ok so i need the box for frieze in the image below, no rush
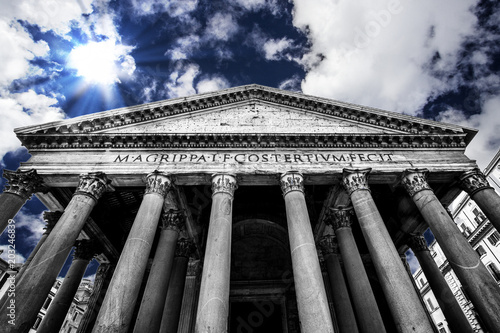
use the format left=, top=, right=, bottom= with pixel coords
left=113, top=152, right=396, bottom=164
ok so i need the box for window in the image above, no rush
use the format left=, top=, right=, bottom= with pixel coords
left=426, top=298, right=436, bottom=311
left=487, top=263, right=500, bottom=282
left=472, top=207, right=486, bottom=224
left=72, top=311, right=79, bottom=321
left=488, top=231, right=500, bottom=246
left=33, top=316, right=42, bottom=329
left=476, top=245, right=487, bottom=257
left=460, top=224, right=472, bottom=237
left=419, top=278, right=425, bottom=287
left=42, top=297, right=52, bottom=310
left=438, top=328, right=447, bottom=333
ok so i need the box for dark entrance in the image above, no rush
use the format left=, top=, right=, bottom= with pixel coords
left=229, top=300, right=283, bottom=333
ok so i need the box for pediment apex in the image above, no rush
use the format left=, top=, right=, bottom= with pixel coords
left=14, top=85, right=476, bottom=142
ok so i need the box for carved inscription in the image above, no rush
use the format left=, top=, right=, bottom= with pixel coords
left=113, top=152, right=396, bottom=164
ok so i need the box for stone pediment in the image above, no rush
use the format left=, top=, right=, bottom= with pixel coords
left=14, top=84, right=476, bottom=150
left=95, top=101, right=402, bottom=135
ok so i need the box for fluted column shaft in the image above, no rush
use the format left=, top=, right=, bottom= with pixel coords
left=37, top=240, right=96, bottom=333
left=319, top=235, right=359, bottom=333
left=92, top=171, right=171, bottom=333
left=325, top=208, right=384, bottom=333
left=0, top=169, right=45, bottom=235
left=459, top=168, right=500, bottom=232
left=408, top=234, right=474, bottom=333
left=133, top=209, right=185, bottom=333
left=160, top=239, right=193, bottom=333
left=402, top=169, right=500, bottom=332
left=280, top=172, right=334, bottom=333
left=343, top=168, right=433, bottom=333
left=0, top=172, right=111, bottom=333
left=195, top=174, right=237, bottom=333
left=16, top=211, right=62, bottom=281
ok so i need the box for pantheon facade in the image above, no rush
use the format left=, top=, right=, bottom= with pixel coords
left=2, top=85, right=500, bottom=333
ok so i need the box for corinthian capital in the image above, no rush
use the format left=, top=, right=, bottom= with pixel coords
left=459, top=168, right=492, bottom=196
left=407, top=234, right=429, bottom=253
left=3, top=169, right=46, bottom=200
left=211, top=174, right=238, bottom=197
left=318, top=235, right=339, bottom=255
left=401, top=169, right=431, bottom=197
left=324, top=206, right=355, bottom=230
left=174, top=238, right=194, bottom=258
left=161, top=209, right=185, bottom=232
left=342, top=168, right=371, bottom=195
left=280, top=172, right=304, bottom=195
left=75, top=172, right=113, bottom=201
left=145, top=171, right=171, bottom=197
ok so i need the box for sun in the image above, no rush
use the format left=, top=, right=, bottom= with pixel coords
left=68, top=40, right=135, bottom=85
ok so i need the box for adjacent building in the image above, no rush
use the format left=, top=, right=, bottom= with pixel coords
left=412, top=148, right=500, bottom=332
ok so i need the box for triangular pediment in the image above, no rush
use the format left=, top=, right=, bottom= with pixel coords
left=93, top=100, right=404, bottom=135
left=14, top=84, right=476, bottom=150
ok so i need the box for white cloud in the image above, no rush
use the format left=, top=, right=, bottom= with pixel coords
left=165, top=63, right=200, bottom=98
left=278, top=75, right=302, bottom=92
left=0, top=0, right=94, bottom=37
left=205, top=12, right=239, bottom=42
left=263, top=37, right=294, bottom=60
left=437, top=95, right=500, bottom=169
left=14, top=209, right=46, bottom=247
left=197, top=76, right=230, bottom=94
left=166, top=35, right=201, bottom=60
left=292, top=0, right=479, bottom=114
left=0, top=90, right=66, bottom=162
left=0, top=20, right=50, bottom=87
left=233, top=0, right=280, bottom=15
left=130, top=0, right=198, bottom=17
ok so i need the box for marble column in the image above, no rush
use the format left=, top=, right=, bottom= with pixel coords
left=325, top=207, right=384, bottom=333
left=280, top=171, right=334, bottom=333
left=195, top=173, right=237, bottom=333
left=92, top=171, right=171, bottom=333
left=318, top=235, right=359, bottom=333
left=160, top=239, right=193, bottom=333
left=0, top=172, right=111, bottom=333
left=133, top=209, right=185, bottom=333
left=459, top=168, right=500, bottom=232
left=407, top=234, right=474, bottom=333
left=16, top=211, right=62, bottom=281
left=343, top=168, right=433, bottom=333
left=37, top=240, right=97, bottom=333
left=0, top=169, right=45, bottom=235
left=402, top=169, right=500, bottom=332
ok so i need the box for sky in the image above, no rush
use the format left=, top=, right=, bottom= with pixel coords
left=0, top=0, right=499, bottom=279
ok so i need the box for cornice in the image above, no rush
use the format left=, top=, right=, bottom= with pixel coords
left=17, top=132, right=468, bottom=150
left=14, top=85, right=473, bottom=141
